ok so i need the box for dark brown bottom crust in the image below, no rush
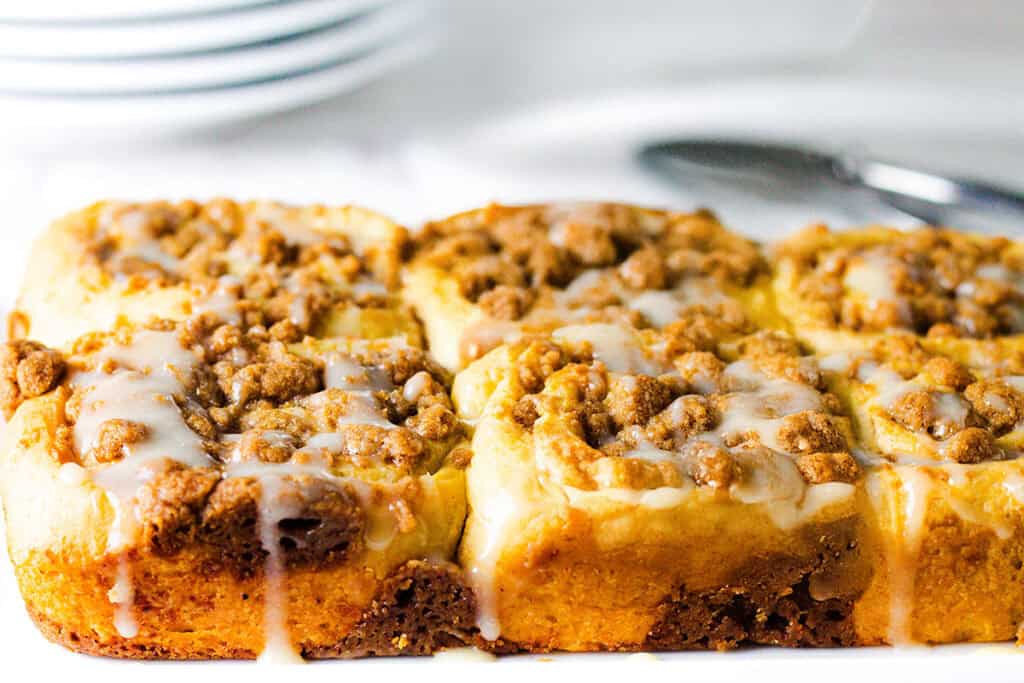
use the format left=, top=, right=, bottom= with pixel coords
left=27, top=560, right=476, bottom=660
left=641, top=523, right=866, bottom=650
left=306, top=560, right=477, bottom=658
left=482, top=521, right=867, bottom=654
left=641, top=560, right=860, bottom=651
left=27, top=531, right=867, bottom=658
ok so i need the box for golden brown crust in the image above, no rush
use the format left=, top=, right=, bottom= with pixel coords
left=12, top=200, right=1024, bottom=660
left=25, top=560, right=474, bottom=660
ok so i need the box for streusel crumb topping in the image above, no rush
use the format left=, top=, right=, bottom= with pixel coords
left=780, top=225, right=1024, bottom=338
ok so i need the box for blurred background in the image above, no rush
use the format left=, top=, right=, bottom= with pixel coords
left=0, top=0, right=1021, bottom=243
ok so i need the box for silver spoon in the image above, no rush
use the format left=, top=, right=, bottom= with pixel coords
left=638, top=139, right=1024, bottom=234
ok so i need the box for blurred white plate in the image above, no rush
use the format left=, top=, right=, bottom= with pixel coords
left=0, top=29, right=435, bottom=134
left=0, top=0, right=285, bottom=23
left=0, top=1, right=424, bottom=94
left=0, top=0, right=391, bottom=59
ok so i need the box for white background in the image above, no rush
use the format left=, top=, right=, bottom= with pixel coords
left=1, top=0, right=1023, bottom=678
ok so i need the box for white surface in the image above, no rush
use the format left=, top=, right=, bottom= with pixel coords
left=0, top=1, right=426, bottom=94
left=403, top=80, right=1024, bottom=235
left=1, top=1, right=1023, bottom=678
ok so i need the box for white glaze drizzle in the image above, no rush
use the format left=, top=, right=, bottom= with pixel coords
left=105, top=206, right=186, bottom=275
left=553, top=323, right=667, bottom=376
left=568, top=358, right=851, bottom=529
left=466, top=483, right=523, bottom=641
left=886, top=466, right=933, bottom=645
left=193, top=275, right=243, bottom=326
left=108, top=558, right=138, bottom=638
left=58, top=461, right=89, bottom=486
left=248, top=469, right=304, bottom=664
left=71, top=329, right=212, bottom=640
left=403, top=371, right=432, bottom=403
left=842, top=249, right=914, bottom=326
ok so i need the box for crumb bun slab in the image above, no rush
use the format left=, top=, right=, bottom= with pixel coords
left=6, top=199, right=1024, bottom=660
left=772, top=224, right=1024, bottom=366
left=2, top=200, right=469, bottom=661
left=456, top=327, right=870, bottom=650
left=404, top=202, right=780, bottom=371
left=14, top=199, right=421, bottom=350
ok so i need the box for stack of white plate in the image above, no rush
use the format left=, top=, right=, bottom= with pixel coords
left=0, top=0, right=435, bottom=134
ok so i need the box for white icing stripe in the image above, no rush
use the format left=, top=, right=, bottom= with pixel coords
left=289, top=294, right=310, bottom=329
left=109, top=558, right=138, bottom=639
left=627, top=291, right=683, bottom=328
left=320, top=353, right=397, bottom=430
left=71, top=330, right=213, bottom=641
left=225, top=454, right=435, bottom=659
left=887, top=467, right=932, bottom=646
left=109, top=207, right=185, bottom=275
left=467, top=484, right=526, bottom=641
left=253, top=474, right=304, bottom=665
left=707, top=359, right=825, bottom=455
left=58, top=462, right=88, bottom=486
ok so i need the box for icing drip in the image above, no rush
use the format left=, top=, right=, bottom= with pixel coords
left=71, top=330, right=212, bottom=640
left=432, top=647, right=497, bottom=662
left=583, top=358, right=853, bottom=527
left=320, top=352, right=396, bottom=430
left=403, top=371, right=432, bottom=403
left=543, top=202, right=607, bottom=248
left=108, top=557, right=138, bottom=638
left=713, top=360, right=826, bottom=454
left=626, top=291, right=683, bottom=328
left=842, top=250, right=914, bottom=326
left=553, top=324, right=667, bottom=376
left=626, top=279, right=726, bottom=328
left=193, top=275, right=243, bottom=326
left=886, top=467, right=933, bottom=645
left=108, top=207, right=185, bottom=275
left=58, top=462, right=88, bottom=486
left=252, top=472, right=304, bottom=664
left=289, top=294, right=310, bottom=329
left=225, top=454, right=423, bottom=659
left=466, top=483, right=525, bottom=641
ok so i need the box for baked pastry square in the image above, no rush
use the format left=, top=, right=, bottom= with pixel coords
left=823, top=334, right=1024, bottom=463
left=814, top=333, right=1024, bottom=643
left=404, top=202, right=778, bottom=371
left=456, top=323, right=1024, bottom=650
left=0, top=321, right=471, bottom=659
left=772, top=224, right=1024, bottom=367
left=456, top=323, right=873, bottom=651
left=0, top=200, right=473, bottom=660
left=13, top=199, right=420, bottom=349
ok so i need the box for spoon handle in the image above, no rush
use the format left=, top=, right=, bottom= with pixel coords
left=835, top=153, right=1024, bottom=231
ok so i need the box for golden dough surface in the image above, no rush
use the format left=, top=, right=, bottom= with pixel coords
left=7, top=200, right=1024, bottom=659
left=404, top=202, right=779, bottom=371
